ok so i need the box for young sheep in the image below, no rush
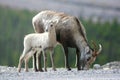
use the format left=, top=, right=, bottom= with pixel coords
left=17, top=20, right=59, bottom=72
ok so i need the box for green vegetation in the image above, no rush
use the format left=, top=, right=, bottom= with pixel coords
left=0, top=6, right=120, bottom=68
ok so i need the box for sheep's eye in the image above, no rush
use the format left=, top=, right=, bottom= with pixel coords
left=87, top=57, right=91, bottom=61
left=50, top=24, right=53, bottom=27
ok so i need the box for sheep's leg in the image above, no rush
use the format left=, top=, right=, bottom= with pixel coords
left=18, top=54, right=24, bottom=72
left=50, top=50, right=56, bottom=71
left=39, top=52, right=44, bottom=71
left=24, top=58, right=29, bottom=72
left=60, top=29, right=71, bottom=70
left=24, top=50, right=34, bottom=72
left=43, top=51, right=47, bottom=71
left=76, top=50, right=80, bottom=70
left=36, top=51, right=43, bottom=72
left=19, top=47, right=33, bottom=72
left=36, top=52, right=39, bottom=71
left=64, top=47, right=71, bottom=71
left=33, top=52, right=38, bottom=72
left=18, top=48, right=29, bottom=72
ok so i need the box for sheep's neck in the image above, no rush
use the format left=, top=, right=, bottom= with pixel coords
left=48, top=29, right=57, bottom=47
left=74, top=32, right=88, bottom=53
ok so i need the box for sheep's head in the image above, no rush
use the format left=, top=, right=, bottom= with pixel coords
left=80, top=41, right=102, bottom=70
left=43, top=19, right=58, bottom=32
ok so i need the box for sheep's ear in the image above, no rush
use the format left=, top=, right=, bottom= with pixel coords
left=85, top=46, right=89, bottom=53
left=42, top=19, right=45, bottom=23
left=52, top=19, right=59, bottom=24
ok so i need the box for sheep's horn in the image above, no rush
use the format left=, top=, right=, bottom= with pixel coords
left=91, top=40, right=97, bottom=51
left=91, top=40, right=102, bottom=56
left=96, top=44, right=102, bottom=55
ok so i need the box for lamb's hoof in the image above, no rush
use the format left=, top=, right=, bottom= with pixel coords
left=34, top=69, right=39, bottom=72
left=53, top=68, right=56, bottom=71
left=17, top=68, right=21, bottom=72
left=25, top=69, right=29, bottom=72
left=67, top=68, right=71, bottom=71
left=67, top=67, right=71, bottom=71
left=44, top=69, right=47, bottom=72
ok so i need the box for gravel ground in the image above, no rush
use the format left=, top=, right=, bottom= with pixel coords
left=0, top=61, right=120, bottom=80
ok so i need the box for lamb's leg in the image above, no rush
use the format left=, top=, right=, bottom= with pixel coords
left=18, top=48, right=28, bottom=72
left=18, top=54, right=24, bottom=72
left=24, top=58, right=29, bottom=72
left=33, top=53, right=38, bottom=72
left=43, top=51, right=47, bottom=71
left=24, top=50, right=35, bottom=72
left=36, top=51, right=43, bottom=72
left=50, top=50, right=56, bottom=71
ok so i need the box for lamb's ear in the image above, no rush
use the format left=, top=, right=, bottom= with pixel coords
left=85, top=46, right=89, bottom=53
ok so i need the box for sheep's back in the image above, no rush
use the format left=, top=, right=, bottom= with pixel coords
left=24, top=33, right=49, bottom=48
left=32, top=10, right=79, bottom=34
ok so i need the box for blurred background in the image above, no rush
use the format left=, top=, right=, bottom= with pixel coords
left=0, top=0, right=120, bottom=68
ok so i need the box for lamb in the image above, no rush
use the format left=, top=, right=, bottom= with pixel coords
left=32, top=10, right=102, bottom=70
left=17, top=20, right=60, bottom=72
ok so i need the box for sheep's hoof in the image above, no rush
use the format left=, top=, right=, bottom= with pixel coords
left=25, top=69, right=29, bottom=72
left=39, top=69, right=44, bottom=72
left=67, top=68, right=71, bottom=71
left=17, top=68, right=21, bottom=72
left=77, top=67, right=81, bottom=71
left=44, top=69, right=47, bottom=72
left=34, top=69, right=37, bottom=72
left=34, top=69, right=39, bottom=72
left=53, top=68, right=56, bottom=71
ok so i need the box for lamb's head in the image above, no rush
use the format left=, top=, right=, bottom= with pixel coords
left=43, top=20, right=58, bottom=32
left=81, top=41, right=102, bottom=70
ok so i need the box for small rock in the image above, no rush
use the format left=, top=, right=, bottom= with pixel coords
left=93, top=64, right=101, bottom=69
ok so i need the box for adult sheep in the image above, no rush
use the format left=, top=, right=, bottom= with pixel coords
left=32, top=10, right=102, bottom=70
